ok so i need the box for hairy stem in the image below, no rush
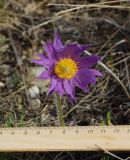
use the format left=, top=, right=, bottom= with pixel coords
left=56, top=94, right=65, bottom=126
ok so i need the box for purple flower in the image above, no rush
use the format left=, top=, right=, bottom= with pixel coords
left=32, top=31, right=102, bottom=102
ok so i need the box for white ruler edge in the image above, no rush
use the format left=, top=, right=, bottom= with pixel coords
left=0, top=125, right=130, bottom=151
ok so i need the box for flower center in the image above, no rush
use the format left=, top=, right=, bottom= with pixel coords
left=54, top=58, right=78, bottom=79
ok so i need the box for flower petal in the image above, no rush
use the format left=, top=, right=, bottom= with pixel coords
left=89, top=69, right=103, bottom=77
left=73, top=76, right=90, bottom=93
left=38, top=70, right=51, bottom=80
left=31, top=53, right=48, bottom=65
left=62, top=43, right=90, bottom=59
left=63, top=79, right=75, bottom=100
left=43, top=42, right=58, bottom=60
left=53, top=31, right=64, bottom=50
left=31, top=59, right=45, bottom=65
left=76, top=68, right=101, bottom=86
left=78, top=55, right=101, bottom=68
left=54, top=81, right=65, bottom=96
left=47, top=78, right=57, bottom=95
left=31, top=57, right=55, bottom=69
left=37, top=53, right=48, bottom=59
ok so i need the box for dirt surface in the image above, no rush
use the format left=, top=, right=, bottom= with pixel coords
left=0, top=0, right=130, bottom=159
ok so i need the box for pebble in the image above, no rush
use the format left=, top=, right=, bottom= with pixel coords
left=27, top=67, right=49, bottom=93
left=28, top=85, right=40, bottom=98
left=0, top=81, right=5, bottom=88
left=6, top=76, right=15, bottom=89
left=37, top=80, right=49, bottom=93
left=0, top=64, right=10, bottom=76
left=30, top=99, right=41, bottom=111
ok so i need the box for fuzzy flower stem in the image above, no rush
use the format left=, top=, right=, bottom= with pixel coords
left=56, top=93, right=65, bottom=126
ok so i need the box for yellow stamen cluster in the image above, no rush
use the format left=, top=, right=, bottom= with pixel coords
left=54, top=58, right=78, bottom=79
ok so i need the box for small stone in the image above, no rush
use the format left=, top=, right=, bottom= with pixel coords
left=0, top=81, right=5, bottom=88
left=0, top=65, right=10, bottom=76
left=27, top=67, right=49, bottom=93
left=30, top=99, right=41, bottom=111
left=28, top=85, right=40, bottom=98
left=6, top=76, right=15, bottom=89
left=30, top=66, right=45, bottom=77
left=49, top=105, right=55, bottom=111
left=38, top=80, right=49, bottom=93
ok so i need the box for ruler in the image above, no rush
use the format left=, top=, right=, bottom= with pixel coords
left=0, top=125, right=130, bottom=151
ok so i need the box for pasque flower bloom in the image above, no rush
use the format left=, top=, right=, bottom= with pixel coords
left=32, top=31, right=102, bottom=102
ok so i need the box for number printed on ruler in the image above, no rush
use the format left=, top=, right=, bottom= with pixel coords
left=0, top=125, right=130, bottom=135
